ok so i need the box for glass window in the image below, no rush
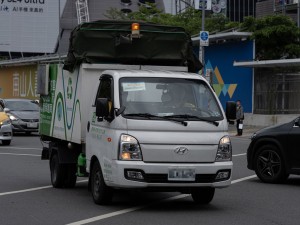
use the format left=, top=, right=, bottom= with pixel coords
left=120, top=0, right=132, bottom=6
left=121, top=8, right=132, bottom=14
left=119, top=77, right=223, bottom=120
left=95, top=78, right=112, bottom=104
left=5, top=100, right=39, bottom=111
left=95, top=77, right=114, bottom=116
left=254, top=69, right=300, bottom=114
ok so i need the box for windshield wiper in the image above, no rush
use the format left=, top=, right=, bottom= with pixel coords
left=124, top=113, right=188, bottom=126
left=166, top=114, right=219, bottom=126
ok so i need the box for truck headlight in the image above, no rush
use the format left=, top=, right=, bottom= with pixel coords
left=0, top=119, right=11, bottom=126
left=119, top=134, right=143, bottom=161
left=215, top=136, right=232, bottom=162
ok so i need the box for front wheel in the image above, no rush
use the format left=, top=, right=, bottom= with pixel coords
left=254, top=145, right=288, bottom=183
left=91, top=161, right=113, bottom=205
left=191, top=187, right=215, bottom=204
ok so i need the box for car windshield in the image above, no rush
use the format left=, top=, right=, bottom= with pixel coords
left=5, top=100, right=39, bottom=111
left=119, top=77, right=223, bottom=121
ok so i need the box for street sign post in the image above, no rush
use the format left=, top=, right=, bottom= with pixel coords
left=200, top=31, right=209, bottom=47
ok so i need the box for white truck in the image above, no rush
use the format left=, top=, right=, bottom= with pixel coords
left=39, top=20, right=235, bottom=205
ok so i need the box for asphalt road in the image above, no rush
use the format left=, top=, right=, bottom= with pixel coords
left=0, top=134, right=299, bottom=225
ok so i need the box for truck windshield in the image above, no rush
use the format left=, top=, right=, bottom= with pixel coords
left=119, top=77, right=223, bottom=121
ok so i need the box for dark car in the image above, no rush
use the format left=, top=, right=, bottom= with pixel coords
left=0, top=99, right=39, bottom=134
left=247, top=117, right=300, bottom=183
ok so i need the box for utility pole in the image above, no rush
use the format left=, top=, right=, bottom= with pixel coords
left=201, top=0, right=205, bottom=73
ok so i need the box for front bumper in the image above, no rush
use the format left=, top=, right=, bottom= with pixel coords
left=104, top=160, right=233, bottom=189
left=0, top=124, right=13, bottom=140
left=11, top=120, right=39, bottom=133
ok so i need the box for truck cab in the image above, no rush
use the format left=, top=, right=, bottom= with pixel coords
left=86, top=70, right=232, bottom=204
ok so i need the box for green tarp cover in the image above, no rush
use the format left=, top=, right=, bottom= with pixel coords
left=63, top=20, right=202, bottom=72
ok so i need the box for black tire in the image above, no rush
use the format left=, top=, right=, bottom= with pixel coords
left=254, top=145, right=288, bottom=183
left=50, top=154, right=65, bottom=188
left=64, top=164, right=77, bottom=188
left=91, top=160, right=113, bottom=205
left=2, top=140, right=11, bottom=145
left=191, top=187, right=215, bottom=204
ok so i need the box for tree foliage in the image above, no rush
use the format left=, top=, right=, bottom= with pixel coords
left=105, top=6, right=300, bottom=60
left=242, top=15, right=300, bottom=60
left=105, top=5, right=237, bottom=36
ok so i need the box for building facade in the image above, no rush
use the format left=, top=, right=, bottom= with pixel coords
left=256, top=0, right=300, bottom=26
left=0, top=0, right=165, bottom=58
left=51, top=0, right=165, bottom=54
left=227, top=0, right=258, bottom=22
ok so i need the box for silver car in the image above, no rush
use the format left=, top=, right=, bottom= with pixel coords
left=0, top=105, right=13, bottom=145
left=1, top=99, right=39, bottom=135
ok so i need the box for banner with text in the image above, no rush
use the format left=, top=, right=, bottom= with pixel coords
left=0, top=0, right=66, bottom=53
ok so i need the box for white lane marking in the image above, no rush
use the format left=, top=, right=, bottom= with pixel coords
left=66, top=194, right=190, bottom=225
left=0, top=185, right=53, bottom=196
left=66, top=175, right=257, bottom=225
left=0, top=180, right=88, bottom=197
left=231, top=175, right=257, bottom=184
left=0, top=147, right=42, bottom=151
left=233, top=153, right=246, bottom=157
left=0, top=153, right=40, bottom=157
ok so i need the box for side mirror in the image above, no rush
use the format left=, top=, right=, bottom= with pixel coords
left=226, top=101, right=236, bottom=121
left=96, top=98, right=110, bottom=120
left=4, top=108, right=10, bottom=113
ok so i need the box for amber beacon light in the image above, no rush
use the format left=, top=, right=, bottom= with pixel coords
left=131, top=23, right=140, bottom=38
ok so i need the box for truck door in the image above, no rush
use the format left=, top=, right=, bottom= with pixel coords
left=86, top=75, right=115, bottom=179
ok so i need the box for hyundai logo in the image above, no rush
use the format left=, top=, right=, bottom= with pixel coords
left=174, top=147, right=189, bottom=155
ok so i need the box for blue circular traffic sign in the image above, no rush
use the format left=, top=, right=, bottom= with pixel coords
left=200, top=31, right=209, bottom=41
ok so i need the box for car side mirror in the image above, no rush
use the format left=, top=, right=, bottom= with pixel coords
left=96, top=98, right=110, bottom=121
left=226, top=101, right=236, bottom=121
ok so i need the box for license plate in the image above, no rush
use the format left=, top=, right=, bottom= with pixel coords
left=168, top=168, right=196, bottom=181
left=27, top=122, right=38, bottom=128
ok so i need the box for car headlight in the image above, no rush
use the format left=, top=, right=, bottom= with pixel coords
left=8, top=114, right=19, bottom=121
left=119, top=134, right=143, bottom=161
left=215, top=136, right=232, bottom=162
left=0, top=119, right=11, bottom=126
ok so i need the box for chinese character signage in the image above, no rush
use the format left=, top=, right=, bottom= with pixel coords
left=0, top=0, right=66, bottom=53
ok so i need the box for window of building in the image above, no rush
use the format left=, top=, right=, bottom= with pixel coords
left=254, top=69, right=300, bottom=114
left=120, top=8, right=132, bottom=14
left=120, top=0, right=132, bottom=6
